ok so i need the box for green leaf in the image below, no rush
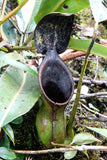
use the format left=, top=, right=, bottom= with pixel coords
left=64, top=150, right=77, bottom=159
left=0, top=147, right=16, bottom=159
left=3, top=124, right=14, bottom=144
left=82, top=151, right=89, bottom=159
left=0, top=66, right=41, bottom=127
left=11, top=116, right=23, bottom=125
left=0, top=0, right=2, bottom=8
left=34, top=0, right=89, bottom=24
left=89, top=0, right=107, bottom=22
left=87, top=127, right=107, bottom=138
left=0, top=52, right=37, bottom=76
left=0, top=133, right=10, bottom=148
left=72, top=132, right=101, bottom=145
left=68, top=37, right=107, bottom=59
left=18, top=0, right=22, bottom=4
left=57, top=0, right=89, bottom=14
left=16, top=0, right=40, bottom=33
left=1, top=20, right=17, bottom=45
left=88, top=103, right=99, bottom=112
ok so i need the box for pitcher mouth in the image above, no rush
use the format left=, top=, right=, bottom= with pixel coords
left=39, top=59, right=74, bottom=107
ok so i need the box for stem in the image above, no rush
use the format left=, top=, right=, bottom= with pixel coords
left=9, top=46, right=36, bottom=51
left=22, top=32, right=34, bottom=46
left=80, top=102, right=107, bottom=119
left=1, top=0, right=7, bottom=17
left=66, top=22, right=98, bottom=140
left=11, top=145, right=107, bottom=155
left=0, top=0, right=29, bottom=25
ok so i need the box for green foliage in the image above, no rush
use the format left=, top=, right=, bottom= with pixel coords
left=87, top=127, right=107, bottom=138
left=0, top=66, right=40, bottom=127
left=3, top=124, right=14, bottom=145
left=1, top=20, right=17, bottom=45
left=64, top=150, right=77, bottom=160
left=34, top=0, right=89, bottom=23
left=69, top=37, right=107, bottom=59
left=0, top=147, right=16, bottom=159
left=11, top=116, right=23, bottom=125
left=0, top=133, right=10, bottom=148
left=72, top=132, right=101, bottom=145
left=0, top=52, right=38, bottom=76
left=0, top=0, right=107, bottom=159
left=16, top=0, right=40, bottom=33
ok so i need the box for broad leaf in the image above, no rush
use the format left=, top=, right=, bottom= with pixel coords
left=0, top=147, right=16, bottom=159
left=0, top=0, right=2, bottom=8
left=72, top=132, right=100, bottom=145
left=3, top=124, right=14, bottom=144
left=68, top=37, right=107, bottom=59
left=57, top=0, right=89, bottom=14
left=0, top=51, right=37, bottom=76
left=0, top=66, right=41, bottom=127
left=87, top=127, right=107, bottom=138
left=64, top=150, right=77, bottom=159
left=1, top=20, right=17, bottom=45
left=34, top=0, right=89, bottom=23
left=0, top=133, right=10, bottom=148
left=89, top=0, right=107, bottom=22
left=16, top=0, right=41, bottom=33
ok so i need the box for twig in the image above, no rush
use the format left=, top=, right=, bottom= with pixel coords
left=1, top=0, right=7, bottom=17
left=71, top=92, right=107, bottom=102
left=4, top=45, right=36, bottom=52
left=94, top=56, right=99, bottom=80
left=80, top=102, right=107, bottom=119
left=0, top=0, right=29, bottom=25
left=61, top=50, right=86, bottom=61
left=80, top=92, right=107, bottom=98
left=78, top=116, right=107, bottom=122
left=73, top=77, right=107, bottom=87
left=11, top=145, right=107, bottom=155
left=22, top=32, right=34, bottom=46
left=8, top=16, right=22, bottom=35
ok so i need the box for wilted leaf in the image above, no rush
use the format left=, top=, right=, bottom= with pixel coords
left=64, top=150, right=77, bottom=159
left=3, top=124, right=14, bottom=144
left=87, top=127, right=107, bottom=138
left=0, top=66, right=41, bottom=127
left=89, top=0, right=107, bottom=22
left=0, top=147, right=16, bottom=159
left=34, top=0, right=89, bottom=23
left=72, top=132, right=100, bottom=145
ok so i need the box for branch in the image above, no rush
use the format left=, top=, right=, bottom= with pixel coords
left=71, top=92, right=107, bottom=102
left=78, top=116, right=107, bottom=122
left=11, top=145, right=107, bottom=155
left=73, top=77, right=107, bottom=87
left=80, top=102, right=107, bottom=119
left=61, top=50, right=86, bottom=61
left=0, top=0, right=29, bottom=25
